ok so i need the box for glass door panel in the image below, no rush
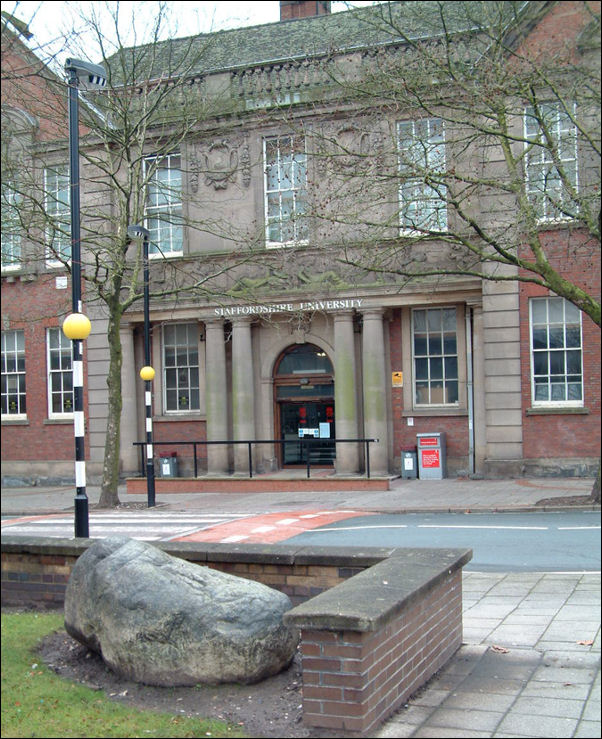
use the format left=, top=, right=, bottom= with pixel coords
left=280, top=401, right=335, bottom=465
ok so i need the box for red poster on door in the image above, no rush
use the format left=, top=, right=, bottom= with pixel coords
left=421, top=449, right=440, bottom=468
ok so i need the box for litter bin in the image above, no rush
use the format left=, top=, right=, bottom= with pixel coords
left=159, top=452, right=178, bottom=478
left=417, top=433, right=446, bottom=479
left=401, top=446, right=417, bottom=479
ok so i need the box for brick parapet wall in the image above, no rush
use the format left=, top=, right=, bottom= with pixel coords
left=284, top=549, right=470, bottom=733
left=298, top=572, right=462, bottom=733
left=1, top=538, right=394, bottom=609
left=2, top=538, right=471, bottom=736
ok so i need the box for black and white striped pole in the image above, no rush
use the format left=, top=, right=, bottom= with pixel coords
left=62, top=58, right=106, bottom=538
left=127, top=224, right=156, bottom=507
left=62, top=312, right=91, bottom=537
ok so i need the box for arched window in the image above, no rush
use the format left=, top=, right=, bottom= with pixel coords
left=275, top=344, right=333, bottom=376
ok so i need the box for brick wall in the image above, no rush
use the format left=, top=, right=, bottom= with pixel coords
left=279, top=1, right=331, bottom=21
left=519, top=228, right=601, bottom=463
left=0, top=540, right=373, bottom=609
left=389, top=309, right=469, bottom=473
left=152, top=419, right=208, bottom=475
left=299, top=570, right=462, bottom=733
left=1, top=275, right=86, bottom=464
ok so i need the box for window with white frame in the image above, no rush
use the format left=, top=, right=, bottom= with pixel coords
left=144, top=154, right=183, bottom=256
left=47, top=327, right=74, bottom=416
left=412, top=307, right=458, bottom=405
left=1, top=330, right=26, bottom=417
left=44, top=165, right=71, bottom=266
left=264, top=135, right=308, bottom=246
left=1, top=180, right=22, bottom=271
left=163, top=323, right=200, bottom=412
left=525, top=102, right=578, bottom=222
left=398, top=118, right=447, bottom=233
left=530, top=297, right=582, bottom=405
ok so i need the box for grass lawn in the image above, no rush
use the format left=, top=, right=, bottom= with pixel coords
left=1, top=611, right=247, bottom=738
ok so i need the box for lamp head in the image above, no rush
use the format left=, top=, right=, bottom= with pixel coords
left=140, top=366, right=155, bottom=381
left=127, top=224, right=150, bottom=240
left=65, top=58, right=107, bottom=89
left=62, top=312, right=92, bottom=340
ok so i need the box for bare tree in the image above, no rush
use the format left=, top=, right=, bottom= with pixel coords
left=2, top=3, right=259, bottom=506
left=301, top=1, right=600, bottom=325
left=298, top=1, right=600, bottom=498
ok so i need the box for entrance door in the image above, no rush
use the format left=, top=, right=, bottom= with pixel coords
left=280, top=401, right=336, bottom=465
left=274, top=344, right=336, bottom=467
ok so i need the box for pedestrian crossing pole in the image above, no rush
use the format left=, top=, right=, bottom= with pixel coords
left=63, top=312, right=91, bottom=537
left=62, top=59, right=106, bottom=538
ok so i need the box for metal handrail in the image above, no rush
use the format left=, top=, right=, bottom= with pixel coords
left=133, top=437, right=379, bottom=479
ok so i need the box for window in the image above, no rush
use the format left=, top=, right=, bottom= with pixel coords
left=44, top=165, right=71, bottom=266
left=530, top=297, right=582, bottom=405
left=1, top=180, right=22, bottom=271
left=1, top=330, right=26, bottom=417
left=144, top=154, right=183, bottom=256
left=412, top=307, right=458, bottom=405
left=47, top=328, right=74, bottom=416
left=276, top=344, right=333, bottom=376
left=163, top=323, right=199, bottom=412
left=264, top=135, right=308, bottom=246
left=525, top=102, right=578, bottom=222
left=398, top=118, right=447, bottom=233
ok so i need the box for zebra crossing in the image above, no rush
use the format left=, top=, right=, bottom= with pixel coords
left=0, top=511, right=251, bottom=541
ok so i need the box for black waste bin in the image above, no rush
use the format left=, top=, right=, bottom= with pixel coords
left=159, top=452, right=178, bottom=478
left=401, top=446, right=418, bottom=479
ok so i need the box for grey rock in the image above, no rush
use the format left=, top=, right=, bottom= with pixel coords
left=64, top=536, right=298, bottom=686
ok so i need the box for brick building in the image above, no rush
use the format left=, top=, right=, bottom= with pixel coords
left=2, top=1, right=600, bottom=488
left=1, top=17, right=88, bottom=482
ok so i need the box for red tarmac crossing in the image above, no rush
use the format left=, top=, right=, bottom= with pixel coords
left=171, top=509, right=373, bottom=544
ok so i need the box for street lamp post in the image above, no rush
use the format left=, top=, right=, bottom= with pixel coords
left=127, top=224, right=156, bottom=508
left=62, top=58, right=106, bottom=538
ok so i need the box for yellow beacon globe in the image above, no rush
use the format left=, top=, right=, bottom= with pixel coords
left=62, top=313, right=92, bottom=340
left=140, top=366, right=155, bottom=381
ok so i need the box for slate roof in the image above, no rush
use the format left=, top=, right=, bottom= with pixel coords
left=108, top=1, right=530, bottom=84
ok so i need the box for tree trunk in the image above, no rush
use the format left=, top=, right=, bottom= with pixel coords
left=97, top=311, right=124, bottom=508
left=591, top=458, right=601, bottom=504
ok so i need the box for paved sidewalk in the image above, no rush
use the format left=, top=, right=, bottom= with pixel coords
left=377, top=571, right=601, bottom=739
left=2, top=476, right=600, bottom=738
left=1, top=474, right=599, bottom=516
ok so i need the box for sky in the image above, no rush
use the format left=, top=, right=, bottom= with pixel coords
left=1, top=1, right=378, bottom=69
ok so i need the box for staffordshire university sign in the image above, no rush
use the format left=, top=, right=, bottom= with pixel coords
left=214, top=298, right=364, bottom=317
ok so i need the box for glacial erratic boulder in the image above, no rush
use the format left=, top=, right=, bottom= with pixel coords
left=64, top=536, right=299, bottom=686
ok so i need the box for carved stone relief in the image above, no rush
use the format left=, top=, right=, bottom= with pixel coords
left=189, top=138, right=252, bottom=191
left=202, top=141, right=238, bottom=190
left=240, top=135, right=251, bottom=188
left=332, top=125, right=372, bottom=172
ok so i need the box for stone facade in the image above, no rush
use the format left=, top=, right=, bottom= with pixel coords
left=2, top=2, right=600, bottom=486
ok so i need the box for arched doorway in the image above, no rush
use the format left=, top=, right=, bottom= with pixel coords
left=274, top=344, right=335, bottom=466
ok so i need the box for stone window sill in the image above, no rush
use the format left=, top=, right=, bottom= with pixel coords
left=526, top=406, right=589, bottom=416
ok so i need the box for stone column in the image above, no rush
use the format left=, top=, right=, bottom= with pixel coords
left=361, top=309, right=389, bottom=475
left=205, top=318, right=229, bottom=474
left=232, top=317, right=255, bottom=474
left=334, top=312, right=359, bottom=473
left=471, top=304, right=486, bottom=475
left=119, top=323, right=140, bottom=475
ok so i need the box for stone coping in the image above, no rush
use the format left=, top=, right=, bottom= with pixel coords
left=284, top=547, right=472, bottom=632
left=0, top=535, right=398, bottom=567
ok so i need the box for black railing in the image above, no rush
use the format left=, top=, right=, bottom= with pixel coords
left=133, top=437, right=379, bottom=479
